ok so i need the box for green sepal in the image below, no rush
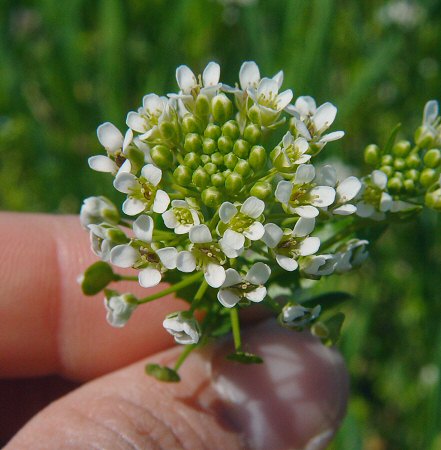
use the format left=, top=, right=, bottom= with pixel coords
left=81, top=261, right=117, bottom=296
left=226, top=351, right=263, bottom=364
left=145, top=363, right=181, bottom=382
left=313, top=312, right=345, bottom=346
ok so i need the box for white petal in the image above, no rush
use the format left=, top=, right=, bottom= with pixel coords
left=174, top=223, right=193, bottom=234
left=189, top=224, right=212, bottom=244
left=141, top=164, right=162, bottom=186
left=157, top=247, right=178, bottom=269
left=223, top=229, right=245, bottom=250
left=126, top=111, right=147, bottom=133
left=276, top=254, right=298, bottom=271
left=272, top=70, right=284, bottom=89
left=243, top=221, right=265, bottom=240
left=379, top=192, right=393, bottom=212
left=222, top=268, right=242, bottom=288
left=282, top=131, right=294, bottom=147
left=372, top=170, right=387, bottom=190
left=257, top=77, right=278, bottom=99
left=205, top=263, right=226, bottom=288
left=309, top=186, right=336, bottom=207
left=245, top=262, right=271, bottom=285
left=203, top=62, right=220, bottom=87
left=241, top=196, right=265, bottom=219
left=294, top=118, right=312, bottom=140
left=122, top=197, right=145, bottom=216
left=294, top=164, right=315, bottom=184
left=276, top=89, right=293, bottom=110
left=133, top=214, right=154, bottom=242
left=239, top=61, right=260, bottom=90
left=424, top=100, right=439, bottom=125
left=316, top=165, right=336, bottom=187
left=275, top=180, right=293, bottom=204
left=171, top=199, right=188, bottom=208
left=356, top=202, right=375, bottom=218
left=262, top=223, right=283, bottom=248
left=337, top=176, right=362, bottom=202
left=138, top=268, right=161, bottom=288
left=142, top=94, right=163, bottom=113
left=176, top=251, right=196, bottom=272
left=88, top=155, right=118, bottom=173
left=97, top=122, right=123, bottom=153
left=118, top=159, right=132, bottom=173
left=176, top=65, right=197, bottom=93
left=245, top=286, right=267, bottom=303
left=152, top=190, right=170, bottom=214
left=319, top=131, right=345, bottom=143
left=293, top=217, right=315, bottom=237
left=294, top=205, right=319, bottom=218
left=110, top=245, right=138, bottom=268
left=297, top=96, right=316, bottom=115
left=312, top=102, right=337, bottom=132
left=162, top=210, right=178, bottom=229
left=219, top=202, right=237, bottom=223
left=122, top=129, right=133, bottom=153
left=113, top=172, right=137, bottom=194
left=217, top=289, right=240, bottom=308
left=298, top=237, right=320, bottom=256
left=333, top=204, right=357, bottom=215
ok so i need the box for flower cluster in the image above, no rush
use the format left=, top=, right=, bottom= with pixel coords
left=80, top=61, right=440, bottom=380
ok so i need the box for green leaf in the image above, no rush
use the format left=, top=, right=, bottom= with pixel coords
left=145, top=364, right=181, bottom=382
left=81, top=261, right=116, bottom=296
left=226, top=352, right=264, bottom=364
left=316, top=312, right=346, bottom=346
left=301, top=291, right=353, bottom=312
left=383, top=123, right=402, bottom=156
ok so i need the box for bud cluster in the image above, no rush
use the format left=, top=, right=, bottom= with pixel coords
left=80, top=61, right=440, bottom=380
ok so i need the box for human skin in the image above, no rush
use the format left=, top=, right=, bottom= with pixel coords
left=0, top=213, right=349, bottom=449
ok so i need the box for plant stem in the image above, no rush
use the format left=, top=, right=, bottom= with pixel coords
left=138, top=272, right=203, bottom=304
left=190, top=279, right=209, bottom=313
left=113, top=274, right=139, bottom=282
left=173, top=344, right=196, bottom=371
left=230, top=308, right=242, bottom=351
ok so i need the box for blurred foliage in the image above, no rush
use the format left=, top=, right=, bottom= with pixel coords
left=1, top=0, right=440, bottom=448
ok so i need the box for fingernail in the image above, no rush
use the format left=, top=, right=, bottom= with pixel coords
left=210, top=319, right=348, bottom=450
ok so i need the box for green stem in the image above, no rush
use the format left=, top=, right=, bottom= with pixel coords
left=208, top=210, right=220, bottom=232
left=119, top=218, right=133, bottom=228
left=229, top=308, right=242, bottom=351
left=138, top=272, right=204, bottom=304
left=190, top=280, right=209, bottom=313
left=113, top=274, right=138, bottom=282
left=171, top=184, right=199, bottom=196
left=173, top=344, right=197, bottom=371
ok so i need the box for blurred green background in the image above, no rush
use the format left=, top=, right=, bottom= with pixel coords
left=1, top=0, right=441, bottom=448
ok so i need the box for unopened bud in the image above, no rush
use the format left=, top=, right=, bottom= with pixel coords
left=405, top=169, right=419, bottom=181
left=405, top=153, right=421, bottom=169
left=195, top=94, right=210, bottom=117
left=212, top=94, right=233, bottom=123
left=217, top=135, right=233, bottom=154
left=222, top=120, right=240, bottom=140
left=364, top=144, right=380, bottom=166
left=211, top=152, right=224, bottom=166
left=415, top=125, right=436, bottom=148
left=234, top=159, right=251, bottom=177
left=184, top=133, right=203, bottom=154
left=159, top=121, right=176, bottom=140
left=381, top=154, right=393, bottom=165
left=403, top=179, right=415, bottom=193
left=204, top=124, right=222, bottom=140
left=247, top=104, right=261, bottom=124
left=233, top=139, right=250, bottom=158
left=184, top=152, right=201, bottom=169
left=224, top=152, right=238, bottom=169
left=379, top=165, right=394, bottom=177
left=425, top=187, right=441, bottom=210
left=424, top=148, right=441, bottom=168
left=392, top=140, right=411, bottom=157
left=203, top=137, right=217, bottom=155
left=201, top=187, right=223, bottom=207
left=173, top=165, right=192, bottom=186
left=192, top=167, right=210, bottom=189
left=182, top=114, right=203, bottom=134
left=151, top=145, right=173, bottom=169
left=249, top=145, right=267, bottom=171
left=393, top=158, right=406, bottom=171
left=387, top=177, right=403, bottom=193
left=244, top=124, right=262, bottom=145
left=420, top=168, right=437, bottom=188
left=204, top=162, right=217, bottom=175
left=211, top=172, right=225, bottom=187
left=250, top=181, right=272, bottom=199
left=225, top=172, right=244, bottom=194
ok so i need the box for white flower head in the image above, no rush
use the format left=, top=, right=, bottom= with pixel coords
left=162, top=199, right=200, bottom=234
left=88, top=223, right=128, bottom=262
left=113, top=164, right=170, bottom=216
left=272, top=132, right=311, bottom=170
left=334, top=239, right=369, bottom=274
left=416, top=100, right=441, bottom=146
left=356, top=170, right=393, bottom=220
left=163, top=311, right=200, bottom=345
left=217, top=262, right=271, bottom=308
left=80, top=196, right=120, bottom=228
left=104, top=293, right=138, bottom=327
left=281, top=303, right=321, bottom=328
left=301, top=254, right=338, bottom=278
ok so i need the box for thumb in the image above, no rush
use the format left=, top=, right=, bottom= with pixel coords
left=6, top=319, right=348, bottom=450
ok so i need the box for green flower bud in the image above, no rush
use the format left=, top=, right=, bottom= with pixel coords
left=425, top=187, right=441, bottom=210
left=244, top=124, right=262, bottom=145
left=151, top=145, right=173, bottom=169
left=250, top=181, right=272, bottom=199
left=393, top=158, right=406, bottom=171
left=204, top=162, right=217, bottom=175
left=223, top=169, right=232, bottom=178
left=203, top=137, right=217, bottom=155
left=403, top=179, right=415, bottom=193
left=222, top=120, right=240, bottom=140
left=392, top=140, right=411, bottom=157
left=224, top=152, right=238, bottom=170
left=211, top=172, right=225, bottom=187
left=415, top=125, right=436, bottom=148
left=405, top=169, right=419, bottom=181
left=184, top=133, right=203, bottom=154
left=233, top=139, right=251, bottom=159
left=184, top=152, right=201, bottom=169
left=182, top=114, right=203, bottom=134
left=406, top=153, right=422, bottom=169
left=212, top=94, right=233, bottom=124
left=80, top=261, right=116, bottom=296
left=394, top=171, right=404, bottom=180
left=173, top=165, right=192, bottom=186
left=195, top=94, right=210, bottom=117
left=217, top=135, right=233, bottom=154
left=225, top=172, right=244, bottom=194
left=420, top=168, right=437, bottom=188
left=248, top=104, right=261, bottom=125
left=234, top=159, right=251, bottom=177
left=159, top=121, right=176, bottom=140
left=211, top=152, right=224, bottom=166
left=424, top=148, right=441, bottom=168
left=387, top=177, right=403, bottom=193
left=201, top=187, right=223, bottom=207
left=192, top=167, right=209, bottom=189
left=249, top=145, right=267, bottom=171
left=200, top=154, right=210, bottom=164
left=364, top=144, right=380, bottom=166
left=204, top=124, right=222, bottom=140
left=381, top=155, right=393, bottom=166
left=124, top=146, right=145, bottom=172
left=380, top=165, right=394, bottom=177
left=107, top=228, right=129, bottom=244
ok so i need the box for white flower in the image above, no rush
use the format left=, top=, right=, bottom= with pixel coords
left=88, top=223, right=128, bottom=262
left=281, top=303, right=321, bottom=328
left=80, top=196, right=120, bottom=228
left=262, top=217, right=320, bottom=271
left=416, top=100, right=440, bottom=146
left=176, top=225, right=226, bottom=288
left=217, top=262, right=271, bottom=308
left=333, top=239, right=369, bottom=274
left=286, top=97, right=344, bottom=149
left=110, top=215, right=177, bottom=288
left=272, top=132, right=311, bottom=170
left=163, top=311, right=200, bottom=345
left=104, top=293, right=138, bottom=327
left=301, top=254, right=337, bottom=277
left=113, top=164, right=170, bottom=216
left=275, top=164, right=336, bottom=218
left=218, top=197, right=265, bottom=257
left=356, top=170, right=393, bottom=220
left=162, top=200, right=200, bottom=234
